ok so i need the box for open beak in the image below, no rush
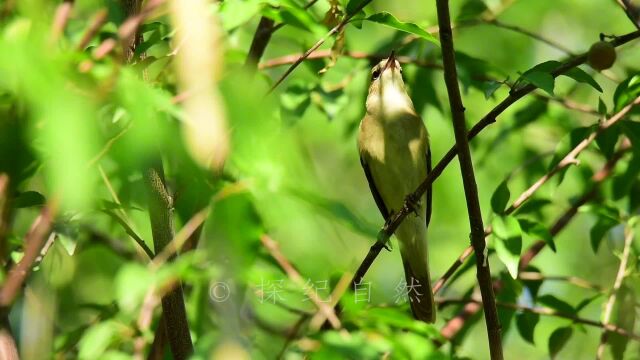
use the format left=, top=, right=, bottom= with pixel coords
left=384, top=50, right=397, bottom=71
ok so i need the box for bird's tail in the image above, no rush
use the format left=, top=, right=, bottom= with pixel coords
left=397, top=219, right=435, bottom=323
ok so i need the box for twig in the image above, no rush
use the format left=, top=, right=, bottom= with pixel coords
left=507, top=96, right=640, bottom=213
left=259, top=235, right=341, bottom=329
left=0, top=205, right=54, bottom=307
left=616, top=0, right=640, bottom=29
left=260, top=49, right=442, bottom=70
left=245, top=0, right=319, bottom=69
left=76, top=8, right=109, bottom=51
left=267, top=0, right=373, bottom=93
left=436, top=1, right=503, bottom=358
left=595, top=227, right=635, bottom=358
left=437, top=143, right=630, bottom=344
left=51, top=0, right=74, bottom=43
left=0, top=175, right=17, bottom=360
left=438, top=298, right=640, bottom=341
left=518, top=272, right=604, bottom=292
left=348, top=29, right=640, bottom=297
left=484, top=19, right=575, bottom=55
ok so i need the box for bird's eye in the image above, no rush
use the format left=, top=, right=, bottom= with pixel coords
left=399, top=67, right=403, bottom=74
left=371, top=69, right=381, bottom=81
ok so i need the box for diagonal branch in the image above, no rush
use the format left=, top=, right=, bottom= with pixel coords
left=348, top=29, right=640, bottom=300
left=595, top=226, right=635, bottom=358
left=438, top=298, right=640, bottom=341
left=437, top=142, right=630, bottom=345
left=615, top=0, right=640, bottom=29
left=436, top=1, right=502, bottom=358
left=267, top=0, right=373, bottom=93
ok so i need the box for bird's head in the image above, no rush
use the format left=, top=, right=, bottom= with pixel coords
left=366, top=51, right=413, bottom=116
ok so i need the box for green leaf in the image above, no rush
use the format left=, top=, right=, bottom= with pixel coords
left=516, top=311, right=539, bottom=344
left=518, top=218, right=556, bottom=252
left=483, top=80, right=503, bottom=99
left=590, top=217, right=617, bottom=253
left=346, top=0, right=370, bottom=16
left=491, top=180, right=510, bottom=214
left=219, top=0, right=262, bottom=31
left=78, top=321, right=119, bottom=360
left=596, top=124, right=620, bottom=159
left=610, top=286, right=636, bottom=360
left=522, top=71, right=555, bottom=95
left=537, top=294, right=574, bottom=314
left=613, top=73, right=640, bottom=112
left=457, top=0, right=489, bottom=21
left=598, top=97, right=607, bottom=115
left=513, top=198, right=551, bottom=216
left=548, top=326, right=573, bottom=359
left=365, top=12, right=439, bottom=45
left=492, top=215, right=522, bottom=278
left=13, top=191, right=45, bottom=208
left=280, top=81, right=313, bottom=125
left=562, top=67, right=602, bottom=92
left=115, top=263, right=154, bottom=315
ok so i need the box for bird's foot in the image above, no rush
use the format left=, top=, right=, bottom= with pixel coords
left=404, top=193, right=421, bottom=217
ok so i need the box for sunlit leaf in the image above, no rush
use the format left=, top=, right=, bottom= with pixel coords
left=491, top=180, right=510, bottom=214
left=492, top=215, right=522, bottom=278
left=365, top=12, right=439, bottom=45
left=548, top=326, right=573, bottom=359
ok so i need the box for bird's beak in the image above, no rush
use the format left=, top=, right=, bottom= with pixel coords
left=384, top=51, right=397, bottom=71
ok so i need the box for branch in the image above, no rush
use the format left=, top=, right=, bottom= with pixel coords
left=259, top=235, right=341, bottom=329
left=0, top=205, right=54, bottom=308
left=267, top=0, right=373, bottom=93
left=76, top=8, right=109, bottom=51
left=616, top=0, right=640, bottom=29
left=438, top=298, right=640, bottom=342
left=0, top=175, right=17, bottom=360
left=595, top=226, right=635, bottom=358
left=436, top=1, right=503, bottom=358
left=507, top=96, right=640, bottom=212
left=484, top=19, right=575, bottom=55
left=143, top=163, right=193, bottom=360
left=245, top=0, right=319, bottom=69
left=51, top=0, right=74, bottom=43
left=348, top=29, right=640, bottom=297
left=437, top=143, right=630, bottom=344
left=260, top=49, right=442, bottom=70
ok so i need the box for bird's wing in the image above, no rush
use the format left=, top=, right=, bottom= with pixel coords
left=425, top=146, right=432, bottom=227
left=359, top=155, right=390, bottom=220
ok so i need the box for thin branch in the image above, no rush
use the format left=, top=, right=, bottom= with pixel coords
left=76, top=8, right=109, bottom=51
left=518, top=272, right=604, bottom=292
left=245, top=0, right=319, bottom=69
left=484, top=19, right=575, bottom=55
left=51, top=0, right=74, bottom=43
left=259, top=235, right=341, bottom=329
left=507, top=96, right=640, bottom=213
left=348, top=29, right=640, bottom=298
left=437, top=143, right=630, bottom=344
left=615, top=0, right=640, bottom=29
left=260, top=49, right=442, bottom=70
left=596, top=227, right=635, bottom=358
left=267, top=1, right=373, bottom=93
left=0, top=175, right=17, bottom=360
left=0, top=205, right=54, bottom=307
left=438, top=298, right=640, bottom=341
left=436, top=1, right=502, bottom=358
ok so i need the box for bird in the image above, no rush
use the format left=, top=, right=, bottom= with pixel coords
left=357, top=51, right=435, bottom=323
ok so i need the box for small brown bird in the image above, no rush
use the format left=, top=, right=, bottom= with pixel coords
left=357, top=52, right=435, bottom=323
